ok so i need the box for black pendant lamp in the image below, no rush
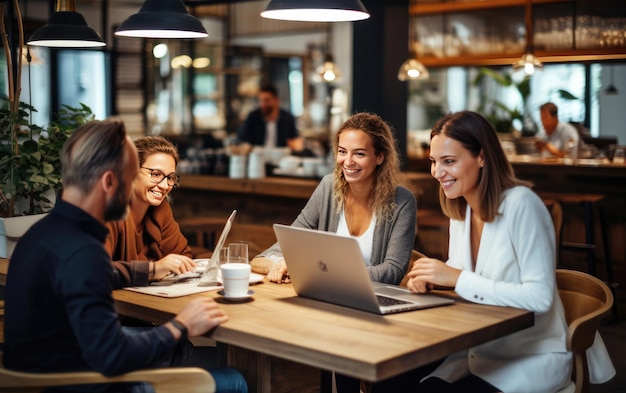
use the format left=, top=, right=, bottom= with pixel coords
left=261, top=0, right=370, bottom=22
left=115, top=0, right=208, bottom=39
left=27, top=0, right=105, bottom=48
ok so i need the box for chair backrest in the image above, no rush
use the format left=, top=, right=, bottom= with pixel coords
left=543, top=199, right=563, bottom=263
left=0, top=351, right=215, bottom=393
left=399, top=249, right=427, bottom=288
left=179, top=218, right=276, bottom=259
left=556, top=269, right=613, bottom=393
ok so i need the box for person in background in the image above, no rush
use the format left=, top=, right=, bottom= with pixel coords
left=402, top=111, right=614, bottom=393
left=4, top=120, right=248, bottom=393
left=237, top=84, right=303, bottom=151
left=535, top=102, right=579, bottom=157
left=105, top=136, right=196, bottom=287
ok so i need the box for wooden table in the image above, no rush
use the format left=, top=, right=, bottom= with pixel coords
left=113, top=280, right=533, bottom=392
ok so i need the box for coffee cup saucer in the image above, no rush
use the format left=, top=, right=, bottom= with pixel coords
left=217, top=289, right=254, bottom=302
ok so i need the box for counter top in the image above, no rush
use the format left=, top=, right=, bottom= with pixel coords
left=510, top=155, right=626, bottom=172
left=178, top=172, right=438, bottom=201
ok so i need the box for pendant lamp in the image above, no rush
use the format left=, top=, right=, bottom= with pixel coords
left=397, top=13, right=428, bottom=81
left=512, top=53, right=543, bottom=76
left=261, top=0, right=370, bottom=22
left=115, top=0, right=208, bottom=39
left=317, top=54, right=341, bottom=82
left=27, top=0, right=105, bottom=48
left=316, top=25, right=341, bottom=83
left=512, top=0, right=542, bottom=75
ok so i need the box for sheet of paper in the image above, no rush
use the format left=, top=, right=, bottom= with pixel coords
left=124, top=281, right=222, bottom=298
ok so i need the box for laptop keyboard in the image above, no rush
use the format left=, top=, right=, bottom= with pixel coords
left=376, top=295, right=411, bottom=307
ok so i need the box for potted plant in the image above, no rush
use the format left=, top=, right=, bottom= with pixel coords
left=0, top=0, right=94, bottom=257
left=0, top=101, right=95, bottom=257
left=0, top=101, right=95, bottom=217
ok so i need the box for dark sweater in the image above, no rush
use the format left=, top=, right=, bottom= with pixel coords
left=4, top=199, right=177, bottom=377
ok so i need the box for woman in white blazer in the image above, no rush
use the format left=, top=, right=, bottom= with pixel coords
left=405, top=111, right=576, bottom=393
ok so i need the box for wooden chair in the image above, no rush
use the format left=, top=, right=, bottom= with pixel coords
left=0, top=352, right=215, bottom=393
left=399, top=249, right=427, bottom=288
left=544, top=199, right=563, bottom=264
left=556, top=269, right=614, bottom=393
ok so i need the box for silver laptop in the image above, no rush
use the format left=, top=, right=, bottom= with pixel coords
left=197, top=209, right=237, bottom=286
left=158, top=210, right=237, bottom=286
left=273, top=224, right=454, bottom=314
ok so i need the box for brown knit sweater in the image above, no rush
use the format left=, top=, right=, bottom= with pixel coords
left=105, top=201, right=191, bottom=287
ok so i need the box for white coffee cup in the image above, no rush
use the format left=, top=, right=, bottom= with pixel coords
left=220, top=263, right=251, bottom=297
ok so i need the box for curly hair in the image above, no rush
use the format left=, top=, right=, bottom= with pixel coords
left=332, top=112, right=408, bottom=221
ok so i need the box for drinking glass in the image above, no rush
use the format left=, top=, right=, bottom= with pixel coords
left=228, top=243, right=249, bottom=264
left=216, top=247, right=229, bottom=281
left=218, top=247, right=229, bottom=265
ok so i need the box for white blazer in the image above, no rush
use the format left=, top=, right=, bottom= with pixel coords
left=425, top=187, right=615, bottom=392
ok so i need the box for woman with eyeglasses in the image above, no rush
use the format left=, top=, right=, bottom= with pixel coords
left=105, top=135, right=196, bottom=287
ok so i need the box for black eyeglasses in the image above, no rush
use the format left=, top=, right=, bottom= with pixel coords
left=140, top=167, right=180, bottom=188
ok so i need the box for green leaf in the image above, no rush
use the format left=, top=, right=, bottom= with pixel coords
left=558, top=90, right=578, bottom=100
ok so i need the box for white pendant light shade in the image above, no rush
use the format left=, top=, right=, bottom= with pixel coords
left=115, top=0, right=208, bottom=39
left=261, top=0, right=370, bottom=22
left=27, top=0, right=105, bottom=48
left=512, top=53, right=543, bottom=76
left=397, top=58, right=429, bottom=81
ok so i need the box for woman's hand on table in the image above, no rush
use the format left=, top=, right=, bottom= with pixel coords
left=154, top=254, right=195, bottom=280
left=267, top=260, right=291, bottom=284
left=406, top=257, right=460, bottom=293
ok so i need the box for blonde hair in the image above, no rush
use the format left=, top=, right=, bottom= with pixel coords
left=332, top=112, right=408, bottom=220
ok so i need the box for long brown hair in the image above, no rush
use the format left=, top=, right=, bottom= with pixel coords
left=332, top=112, right=408, bottom=220
left=431, top=111, right=530, bottom=222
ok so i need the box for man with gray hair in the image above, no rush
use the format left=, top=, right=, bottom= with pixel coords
left=4, top=120, right=247, bottom=392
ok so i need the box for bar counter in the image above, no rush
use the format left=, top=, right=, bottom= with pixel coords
left=173, top=172, right=440, bottom=226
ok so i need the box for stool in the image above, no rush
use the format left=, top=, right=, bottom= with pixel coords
left=538, top=192, right=617, bottom=317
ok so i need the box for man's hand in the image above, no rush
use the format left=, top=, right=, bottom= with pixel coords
left=173, top=298, right=228, bottom=338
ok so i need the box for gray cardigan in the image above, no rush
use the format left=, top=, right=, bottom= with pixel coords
left=260, top=174, right=417, bottom=285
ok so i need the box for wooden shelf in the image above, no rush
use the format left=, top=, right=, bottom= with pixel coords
left=410, top=0, right=626, bottom=66
left=412, top=0, right=526, bottom=14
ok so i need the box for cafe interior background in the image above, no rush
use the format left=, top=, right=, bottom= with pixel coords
left=3, top=0, right=625, bottom=172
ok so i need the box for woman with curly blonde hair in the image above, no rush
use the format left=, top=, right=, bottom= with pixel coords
left=252, top=112, right=417, bottom=286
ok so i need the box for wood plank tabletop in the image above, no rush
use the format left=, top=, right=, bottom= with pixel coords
left=112, top=280, right=533, bottom=383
